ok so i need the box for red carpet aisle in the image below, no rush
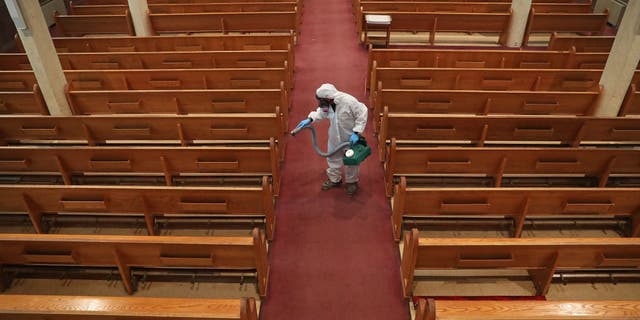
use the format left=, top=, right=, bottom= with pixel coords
left=260, top=0, right=409, bottom=319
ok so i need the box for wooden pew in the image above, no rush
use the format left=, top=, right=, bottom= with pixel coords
left=17, top=34, right=294, bottom=52
left=1, top=50, right=290, bottom=70
left=0, top=229, right=269, bottom=296
left=0, top=144, right=280, bottom=191
left=54, top=11, right=135, bottom=36
left=384, top=146, right=640, bottom=195
left=148, top=0, right=300, bottom=3
left=414, top=298, right=640, bottom=320
left=0, top=72, right=47, bottom=115
left=367, top=48, right=617, bottom=89
left=0, top=295, right=259, bottom=320
left=358, top=2, right=511, bottom=13
left=378, top=113, right=640, bottom=159
left=400, top=230, right=640, bottom=297
left=0, top=51, right=293, bottom=92
left=531, top=3, right=594, bottom=13
left=0, top=85, right=48, bottom=115
left=356, top=1, right=590, bottom=25
left=353, top=0, right=584, bottom=12
left=15, top=34, right=295, bottom=74
left=548, top=33, right=615, bottom=52
left=371, top=68, right=606, bottom=95
left=0, top=183, right=275, bottom=239
left=357, top=11, right=512, bottom=45
left=148, top=11, right=299, bottom=34
left=0, top=114, right=285, bottom=149
left=64, top=68, right=289, bottom=91
left=392, top=186, right=640, bottom=240
left=523, top=9, right=609, bottom=47
left=621, top=84, right=640, bottom=117
left=0, top=71, right=39, bottom=92
left=368, top=47, right=609, bottom=69
left=70, top=2, right=297, bottom=14
left=372, top=89, right=601, bottom=132
left=65, top=89, right=288, bottom=124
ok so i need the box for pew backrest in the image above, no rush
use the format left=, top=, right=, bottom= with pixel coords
left=64, top=68, right=288, bottom=91
left=414, top=298, right=640, bottom=320
left=0, top=114, right=284, bottom=146
left=0, top=229, right=269, bottom=296
left=54, top=11, right=135, bottom=36
left=18, top=34, right=294, bottom=53
left=1, top=51, right=290, bottom=70
left=0, top=295, right=259, bottom=320
left=371, top=68, right=606, bottom=93
left=378, top=113, right=640, bottom=154
left=392, top=185, right=640, bottom=240
left=401, top=229, right=640, bottom=297
left=65, top=88, right=288, bottom=118
left=547, top=33, right=614, bottom=52
left=0, top=85, right=48, bottom=115
left=0, top=183, right=275, bottom=239
left=524, top=9, right=609, bottom=46
left=149, top=11, right=298, bottom=34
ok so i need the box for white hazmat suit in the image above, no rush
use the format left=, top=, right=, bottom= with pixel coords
left=307, top=83, right=368, bottom=184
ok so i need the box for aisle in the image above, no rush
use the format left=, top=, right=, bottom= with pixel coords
left=260, top=0, right=410, bottom=318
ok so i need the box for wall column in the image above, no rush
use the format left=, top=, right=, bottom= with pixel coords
left=595, top=1, right=640, bottom=116
left=6, top=0, right=71, bottom=115
left=505, top=0, right=532, bottom=48
left=127, top=0, right=153, bottom=36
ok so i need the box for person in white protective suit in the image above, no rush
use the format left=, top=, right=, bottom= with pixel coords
left=294, top=83, right=368, bottom=195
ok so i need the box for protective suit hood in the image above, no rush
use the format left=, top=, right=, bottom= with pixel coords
left=316, top=83, right=338, bottom=99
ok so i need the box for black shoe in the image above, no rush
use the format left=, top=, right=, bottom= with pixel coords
left=321, top=179, right=342, bottom=190
left=346, top=182, right=358, bottom=196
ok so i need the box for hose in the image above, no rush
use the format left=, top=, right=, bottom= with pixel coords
left=290, top=125, right=351, bottom=158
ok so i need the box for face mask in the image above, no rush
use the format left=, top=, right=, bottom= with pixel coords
left=317, top=97, right=334, bottom=112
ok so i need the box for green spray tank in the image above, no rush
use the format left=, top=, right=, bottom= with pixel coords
left=290, top=124, right=371, bottom=166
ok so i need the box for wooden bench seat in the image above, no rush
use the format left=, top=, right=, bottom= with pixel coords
left=356, top=1, right=591, bottom=35
left=0, top=183, right=275, bottom=239
left=367, top=48, right=625, bottom=89
left=17, top=34, right=295, bottom=53
left=0, top=144, right=280, bottom=193
left=621, top=84, right=640, bottom=117
left=372, top=89, right=601, bottom=131
left=0, top=51, right=293, bottom=93
left=353, top=0, right=587, bottom=12
left=384, top=146, right=640, bottom=194
left=71, top=2, right=297, bottom=15
left=357, top=11, right=511, bottom=45
left=371, top=68, right=608, bottom=94
left=414, top=298, right=640, bottom=320
left=65, top=89, right=287, bottom=123
left=147, top=0, right=301, bottom=3
left=149, top=11, right=299, bottom=34
left=523, top=9, right=609, bottom=46
left=400, top=230, right=640, bottom=297
left=54, top=11, right=135, bottom=36
left=0, top=295, right=258, bottom=320
left=392, top=185, right=640, bottom=240
left=0, top=229, right=269, bottom=296
left=378, top=113, right=640, bottom=158
left=0, top=113, right=284, bottom=149
left=0, top=85, right=47, bottom=115
left=64, top=68, right=290, bottom=91
left=0, top=70, right=290, bottom=115
left=1, top=50, right=290, bottom=70
left=369, top=48, right=616, bottom=73
left=548, top=33, right=615, bottom=52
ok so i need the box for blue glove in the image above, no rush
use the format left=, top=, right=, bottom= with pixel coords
left=295, top=118, right=312, bottom=130
left=350, top=132, right=360, bottom=145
